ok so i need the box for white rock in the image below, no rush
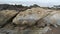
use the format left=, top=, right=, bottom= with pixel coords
left=43, top=11, right=60, bottom=27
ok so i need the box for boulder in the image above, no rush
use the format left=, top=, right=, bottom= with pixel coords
left=42, top=11, right=60, bottom=27
left=13, top=7, right=52, bottom=26
left=0, top=10, right=18, bottom=27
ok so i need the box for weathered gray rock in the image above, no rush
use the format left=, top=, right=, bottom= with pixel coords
left=0, top=26, right=50, bottom=34
left=16, top=26, right=50, bottom=34
left=42, top=11, right=60, bottom=27
left=0, top=28, right=18, bottom=34
left=13, top=7, right=51, bottom=26
left=0, top=10, right=18, bottom=27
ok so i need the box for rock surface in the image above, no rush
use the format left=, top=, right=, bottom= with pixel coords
left=13, top=7, right=52, bottom=26
left=0, top=26, right=50, bottom=34
left=0, top=10, right=18, bottom=27
left=40, top=11, right=60, bottom=27
left=0, top=7, right=60, bottom=34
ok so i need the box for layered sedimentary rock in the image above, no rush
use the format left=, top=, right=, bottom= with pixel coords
left=13, top=7, right=52, bottom=26
left=0, top=10, right=18, bottom=27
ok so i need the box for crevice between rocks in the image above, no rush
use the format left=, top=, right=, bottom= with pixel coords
left=35, top=11, right=53, bottom=28
left=0, top=11, right=20, bottom=28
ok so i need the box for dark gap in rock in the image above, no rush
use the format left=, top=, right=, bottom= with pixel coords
left=0, top=11, right=20, bottom=28
left=34, top=12, right=53, bottom=28
left=45, top=24, right=47, bottom=26
left=12, top=23, right=17, bottom=27
left=50, top=24, right=56, bottom=27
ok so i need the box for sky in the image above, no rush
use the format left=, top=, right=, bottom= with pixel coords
left=0, top=0, right=60, bottom=7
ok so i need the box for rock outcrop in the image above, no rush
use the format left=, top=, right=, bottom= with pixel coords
left=0, top=7, right=60, bottom=34
left=42, top=11, right=60, bottom=27
left=0, top=10, right=18, bottom=27
left=13, top=7, right=52, bottom=26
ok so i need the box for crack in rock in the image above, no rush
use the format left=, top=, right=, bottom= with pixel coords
left=0, top=10, right=19, bottom=28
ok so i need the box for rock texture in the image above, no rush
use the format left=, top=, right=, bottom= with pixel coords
left=0, top=26, right=50, bottom=34
left=42, top=11, right=60, bottom=27
left=0, top=10, right=18, bottom=27
left=0, top=7, right=60, bottom=34
left=13, top=7, right=52, bottom=26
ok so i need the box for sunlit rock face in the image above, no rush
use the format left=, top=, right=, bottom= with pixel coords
left=0, top=10, right=18, bottom=27
left=13, top=7, right=51, bottom=26
left=42, top=11, right=60, bottom=27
